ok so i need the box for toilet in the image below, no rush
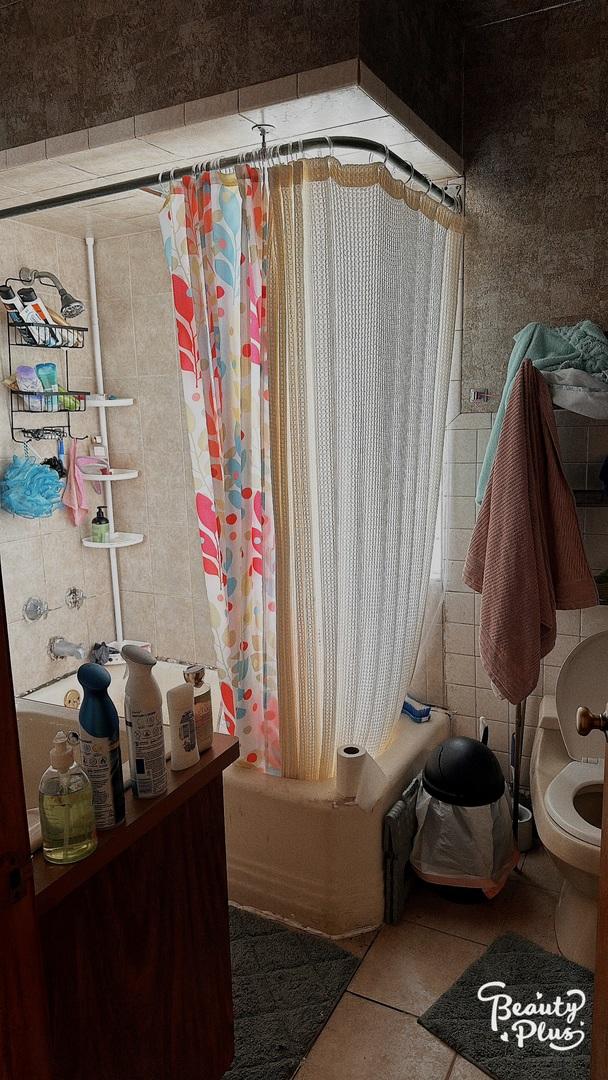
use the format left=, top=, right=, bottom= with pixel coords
left=531, top=630, right=608, bottom=971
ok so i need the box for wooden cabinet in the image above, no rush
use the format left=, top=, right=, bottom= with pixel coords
left=34, top=736, right=239, bottom=1080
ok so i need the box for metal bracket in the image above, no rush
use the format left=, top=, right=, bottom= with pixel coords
left=0, top=851, right=32, bottom=909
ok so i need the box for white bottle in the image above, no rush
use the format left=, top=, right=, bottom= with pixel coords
left=167, top=683, right=200, bottom=772
left=122, top=645, right=168, bottom=798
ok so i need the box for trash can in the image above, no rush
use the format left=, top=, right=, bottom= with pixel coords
left=410, top=736, right=517, bottom=898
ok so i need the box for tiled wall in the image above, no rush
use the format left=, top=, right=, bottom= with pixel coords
left=358, top=0, right=463, bottom=155
left=0, top=0, right=358, bottom=150
left=0, top=219, right=113, bottom=694
left=461, top=0, right=606, bottom=411
left=0, top=2, right=464, bottom=158
left=443, top=409, right=608, bottom=784
left=94, top=230, right=214, bottom=667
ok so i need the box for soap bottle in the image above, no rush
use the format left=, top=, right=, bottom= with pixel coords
left=167, top=682, right=200, bottom=772
left=0, top=284, right=36, bottom=344
left=39, top=730, right=97, bottom=864
left=77, top=662, right=125, bottom=829
left=122, top=645, right=168, bottom=798
left=183, top=664, right=213, bottom=752
left=91, top=506, right=110, bottom=543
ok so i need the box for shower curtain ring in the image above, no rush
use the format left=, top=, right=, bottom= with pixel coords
left=382, top=144, right=390, bottom=167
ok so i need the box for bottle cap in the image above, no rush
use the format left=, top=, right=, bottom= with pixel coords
left=122, top=643, right=157, bottom=667
left=50, top=730, right=74, bottom=772
left=77, top=662, right=112, bottom=691
left=183, top=664, right=205, bottom=688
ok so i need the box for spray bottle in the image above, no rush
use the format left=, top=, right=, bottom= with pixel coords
left=78, top=662, right=126, bottom=829
left=122, top=645, right=168, bottom=798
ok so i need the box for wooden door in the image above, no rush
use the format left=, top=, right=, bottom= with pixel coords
left=591, top=758, right=608, bottom=1078
left=0, top=566, right=52, bottom=1079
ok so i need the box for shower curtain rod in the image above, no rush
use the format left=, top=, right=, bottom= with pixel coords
left=0, top=135, right=462, bottom=220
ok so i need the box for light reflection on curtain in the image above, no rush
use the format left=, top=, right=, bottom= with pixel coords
left=160, top=169, right=280, bottom=773
left=268, top=158, right=463, bottom=780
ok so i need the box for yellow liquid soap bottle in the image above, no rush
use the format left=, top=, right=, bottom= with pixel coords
left=39, top=731, right=98, bottom=864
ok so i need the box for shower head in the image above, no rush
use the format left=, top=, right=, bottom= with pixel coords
left=19, top=267, right=85, bottom=320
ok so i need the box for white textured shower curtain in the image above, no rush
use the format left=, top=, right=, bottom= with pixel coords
left=269, top=159, right=463, bottom=781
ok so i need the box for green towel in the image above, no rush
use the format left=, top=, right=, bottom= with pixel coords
left=476, top=320, right=608, bottom=505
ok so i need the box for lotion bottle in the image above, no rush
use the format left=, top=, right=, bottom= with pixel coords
left=78, top=662, right=125, bottom=829
left=167, top=683, right=200, bottom=771
left=122, top=645, right=168, bottom=798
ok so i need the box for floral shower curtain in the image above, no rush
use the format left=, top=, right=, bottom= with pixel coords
left=159, top=169, right=280, bottom=773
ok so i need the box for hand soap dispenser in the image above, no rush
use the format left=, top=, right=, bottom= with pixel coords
left=39, top=731, right=97, bottom=864
left=91, top=506, right=110, bottom=543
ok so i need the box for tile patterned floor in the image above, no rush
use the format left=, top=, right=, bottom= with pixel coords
left=292, top=846, right=561, bottom=1079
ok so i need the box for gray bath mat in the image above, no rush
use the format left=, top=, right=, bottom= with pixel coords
left=225, top=906, right=360, bottom=1080
left=419, top=933, right=593, bottom=1080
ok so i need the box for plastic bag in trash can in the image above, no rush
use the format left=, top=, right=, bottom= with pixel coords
left=410, top=785, right=517, bottom=898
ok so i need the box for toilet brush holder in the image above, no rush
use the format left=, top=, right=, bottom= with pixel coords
left=517, top=805, right=534, bottom=852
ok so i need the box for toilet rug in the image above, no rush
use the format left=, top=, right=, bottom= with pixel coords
left=419, top=933, right=593, bottom=1079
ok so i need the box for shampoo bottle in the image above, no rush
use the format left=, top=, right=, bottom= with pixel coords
left=122, top=645, right=168, bottom=798
left=17, top=287, right=60, bottom=345
left=77, top=663, right=125, bottom=829
left=91, top=506, right=110, bottom=543
left=39, top=730, right=97, bottom=864
left=167, top=682, right=200, bottom=772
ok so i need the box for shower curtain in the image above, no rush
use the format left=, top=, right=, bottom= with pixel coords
left=161, top=157, right=462, bottom=780
left=269, top=159, right=463, bottom=780
left=159, top=169, right=280, bottom=773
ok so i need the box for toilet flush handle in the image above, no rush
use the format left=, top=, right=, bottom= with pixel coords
left=577, top=705, right=608, bottom=737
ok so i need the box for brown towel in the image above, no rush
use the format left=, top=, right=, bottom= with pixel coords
left=463, top=360, right=597, bottom=704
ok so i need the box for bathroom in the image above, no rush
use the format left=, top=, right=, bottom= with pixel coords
left=1, top=1, right=607, bottom=1079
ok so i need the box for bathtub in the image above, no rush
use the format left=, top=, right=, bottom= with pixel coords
left=223, top=708, right=450, bottom=937
left=23, top=659, right=217, bottom=723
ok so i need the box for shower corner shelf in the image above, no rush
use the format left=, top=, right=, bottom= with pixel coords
left=81, top=468, right=139, bottom=482
left=82, top=532, right=144, bottom=550
left=87, top=396, right=134, bottom=408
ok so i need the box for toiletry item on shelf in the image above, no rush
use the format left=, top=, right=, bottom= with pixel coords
left=91, top=434, right=107, bottom=460
left=15, top=364, right=44, bottom=410
left=167, top=682, right=200, bottom=772
left=17, top=287, right=60, bottom=345
left=183, top=664, right=213, bottom=752
left=401, top=694, right=431, bottom=723
left=0, top=284, right=36, bottom=344
left=122, top=644, right=168, bottom=799
left=35, top=361, right=59, bottom=410
left=38, top=730, right=97, bottom=864
left=77, top=663, right=126, bottom=829
left=91, top=505, right=110, bottom=542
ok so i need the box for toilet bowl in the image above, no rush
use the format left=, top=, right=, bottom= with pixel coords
left=531, top=631, right=608, bottom=971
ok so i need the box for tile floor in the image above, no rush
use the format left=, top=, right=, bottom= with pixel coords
left=292, top=846, right=563, bottom=1079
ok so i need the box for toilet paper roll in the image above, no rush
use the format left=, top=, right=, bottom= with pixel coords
left=336, top=744, right=368, bottom=800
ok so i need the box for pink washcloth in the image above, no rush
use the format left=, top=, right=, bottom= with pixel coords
left=62, top=438, right=89, bottom=526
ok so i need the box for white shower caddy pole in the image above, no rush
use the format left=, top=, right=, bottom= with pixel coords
left=85, top=235, right=124, bottom=645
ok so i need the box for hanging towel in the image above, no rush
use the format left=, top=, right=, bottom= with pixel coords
left=463, top=360, right=597, bottom=704
left=62, top=438, right=89, bottom=526
left=476, top=320, right=608, bottom=504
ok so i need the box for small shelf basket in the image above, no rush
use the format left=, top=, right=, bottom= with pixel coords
left=8, top=320, right=87, bottom=349
left=10, top=389, right=88, bottom=414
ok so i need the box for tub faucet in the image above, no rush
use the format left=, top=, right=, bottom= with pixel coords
left=48, top=636, right=86, bottom=661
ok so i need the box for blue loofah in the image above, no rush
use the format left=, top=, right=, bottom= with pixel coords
left=0, top=455, right=64, bottom=518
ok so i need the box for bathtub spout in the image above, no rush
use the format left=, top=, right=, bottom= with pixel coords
left=48, top=636, right=86, bottom=661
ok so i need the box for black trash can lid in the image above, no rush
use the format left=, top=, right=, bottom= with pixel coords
left=422, top=736, right=505, bottom=807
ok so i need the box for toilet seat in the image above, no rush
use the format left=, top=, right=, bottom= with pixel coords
left=545, top=760, right=603, bottom=847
